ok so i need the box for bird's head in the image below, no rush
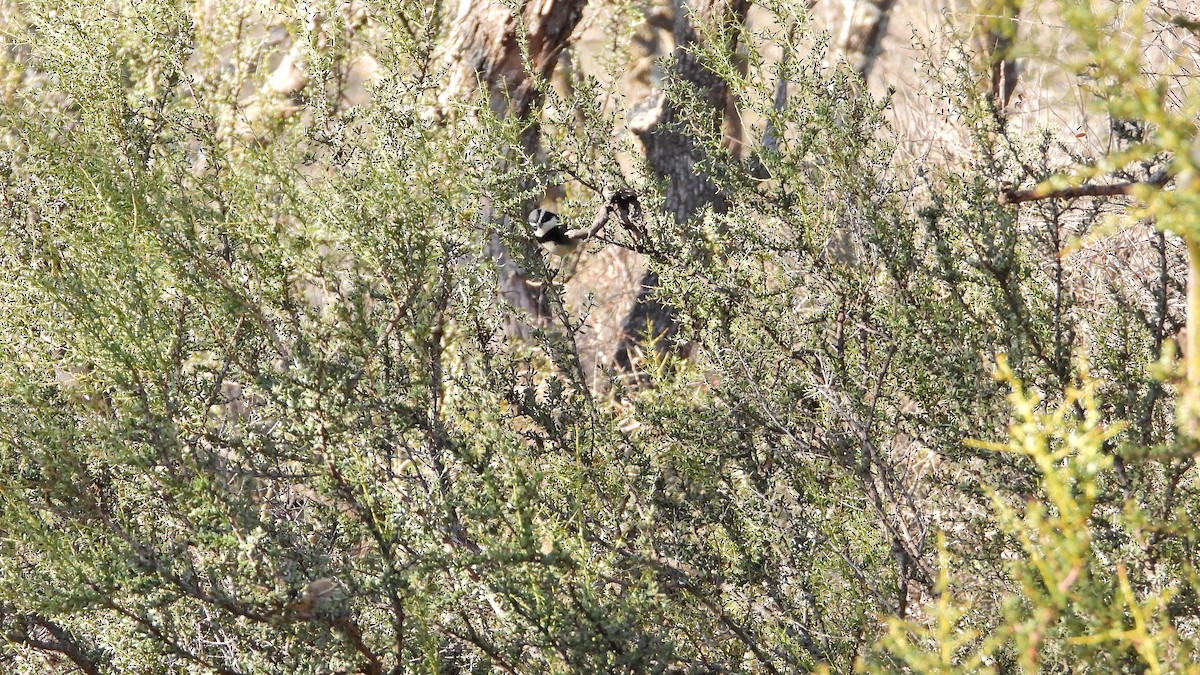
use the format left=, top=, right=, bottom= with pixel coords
left=528, top=208, right=561, bottom=238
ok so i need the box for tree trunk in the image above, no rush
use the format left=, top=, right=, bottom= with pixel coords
left=441, top=0, right=586, bottom=119
left=837, top=0, right=895, bottom=81
left=632, top=0, right=749, bottom=223
left=616, top=0, right=750, bottom=369
left=977, top=0, right=1021, bottom=116
left=441, top=0, right=587, bottom=329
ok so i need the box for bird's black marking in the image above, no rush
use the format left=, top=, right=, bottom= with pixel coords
left=529, top=208, right=582, bottom=255
left=535, top=224, right=571, bottom=245
left=531, top=209, right=571, bottom=244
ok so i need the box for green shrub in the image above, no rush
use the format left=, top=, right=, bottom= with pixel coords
left=0, top=0, right=1195, bottom=672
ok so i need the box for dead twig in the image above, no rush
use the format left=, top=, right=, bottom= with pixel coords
left=1000, top=170, right=1171, bottom=205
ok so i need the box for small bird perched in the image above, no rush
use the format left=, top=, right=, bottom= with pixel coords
left=528, top=207, right=591, bottom=256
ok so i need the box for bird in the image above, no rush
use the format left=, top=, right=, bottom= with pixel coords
left=528, top=207, right=589, bottom=256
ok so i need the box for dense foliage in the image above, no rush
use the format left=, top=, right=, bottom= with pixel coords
left=1, top=0, right=1198, bottom=672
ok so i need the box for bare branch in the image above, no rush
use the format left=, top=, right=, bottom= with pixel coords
left=1000, top=170, right=1171, bottom=205
left=3, top=610, right=106, bottom=675
left=565, top=189, right=644, bottom=244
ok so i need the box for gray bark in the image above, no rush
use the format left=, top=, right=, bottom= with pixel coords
left=441, top=0, right=588, bottom=330
left=617, top=0, right=750, bottom=369
left=442, top=0, right=587, bottom=120
left=837, top=0, right=895, bottom=81
left=980, top=5, right=1020, bottom=114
